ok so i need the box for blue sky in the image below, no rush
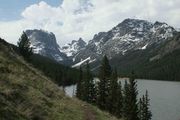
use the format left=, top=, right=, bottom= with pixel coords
left=0, top=0, right=62, bottom=20
left=0, top=0, right=180, bottom=45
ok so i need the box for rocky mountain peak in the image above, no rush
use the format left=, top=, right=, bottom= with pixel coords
left=26, top=29, right=58, bottom=48
left=92, top=32, right=107, bottom=42
left=112, top=19, right=153, bottom=36
left=25, top=29, right=68, bottom=62
left=77, top=37, right=86, bottom=48
left=154, top=21, right=166, bottom=26
left=61, top=38, right=86, bottom=57
left=119, top=18, right=152, bottom=27
left=71, top=18, right=177, bottom=65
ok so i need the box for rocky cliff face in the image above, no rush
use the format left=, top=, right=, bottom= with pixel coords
left=25, top=29, right=68, bottom=62
left=60, top=38, right=86, bottom=58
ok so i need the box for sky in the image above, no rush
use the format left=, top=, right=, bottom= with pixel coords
left=0, top=0, right=180, bottom=46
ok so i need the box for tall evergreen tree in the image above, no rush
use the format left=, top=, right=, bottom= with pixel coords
left=17, top=32, right=33, bottom=59
left=123, top=80, right=130, bottom=119
left=98, top=55, right=112, bottom=110
left=138, top=98, right=143, bottom=120
left=144, top=90, right=152, bottom=120
left=123, top=72, right=139, bottom=120
left=76, top=66, right=83, bottom=99
left=109, top=68, right=118, bottom=113
left=128, top=71, right=139, bottom=120
left=139, top=90, right=152, bottom=120
left=83, top=62, right=96, bottom=104
left=86, top=62, right=96, bottom=103
left=83, top=62, right=90, bottom=101
left=115, top=81, right=123, bottom=118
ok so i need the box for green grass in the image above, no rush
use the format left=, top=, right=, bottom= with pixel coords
left=91, top=106, right=119, bottom=120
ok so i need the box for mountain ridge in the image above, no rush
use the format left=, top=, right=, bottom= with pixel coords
left=23, top=18, right=180, bottom=81
left=24, top=19, right=177, bottom=66
left=72, top=18, right=176, bottom=64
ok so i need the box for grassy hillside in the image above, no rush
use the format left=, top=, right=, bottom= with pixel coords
left=0, top=39, right=119, bottom=120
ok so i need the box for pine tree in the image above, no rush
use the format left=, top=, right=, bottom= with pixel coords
left=83, top=62, right=96, bottom=104
left=128, top=71, right=139, bottom=120
left=76, top=66, right=83, bottom=99
left=17, top=32, right=33, bottom=59
left=88, top=78, right=97, bottom=104
left=115, top=81, right=123, bottom=118
left=84, top=62, right=90, bottom=101
left=138, top=98, right=143, bottom=120
left=109, top=68, right=118, bottom=113
left=123, top=80, right=130, bottom=119
left=123, top=72, right=139, bottom=120
left=144, top=90, right=152, bottom=120
left=142, top=95, right=146, bottom=120
left=98, top=55, right=112, bottom=110
left=139, top=90, right=152, bottom=120
left=86, top=62, right=96, bottom=104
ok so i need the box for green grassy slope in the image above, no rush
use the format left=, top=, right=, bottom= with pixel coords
left=0, top=39, right=119, bottom=120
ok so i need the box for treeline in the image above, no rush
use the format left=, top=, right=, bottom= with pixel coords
left=29, top=54, right=79, bottom=86
left=109, top=33, right=180, bottom=81
left=137, top=49, right=180, bottom=81
left=76, top=56, right=152, bottom=120
left=110, top=48, right=180, bottom=81
left=17, top=32, right=80, bottom=86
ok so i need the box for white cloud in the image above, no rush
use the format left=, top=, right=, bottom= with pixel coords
left=0, top=0, right=180, bottom=46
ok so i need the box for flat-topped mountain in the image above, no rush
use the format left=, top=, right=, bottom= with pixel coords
left=25, top=29, right=68, bottom=63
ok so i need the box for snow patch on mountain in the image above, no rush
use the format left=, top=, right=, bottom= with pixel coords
left=141, top=44, right=148, bottom=50
left=72, top=57, right=91, bottom=68
left=61, top=38, right=86, bottom=57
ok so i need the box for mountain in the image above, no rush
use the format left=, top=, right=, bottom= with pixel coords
left=69, top=18, right=180, bottom=81
left=25, top=29, right=70, bottom=64
left=61, top=38, right=86, bottom=58
left=23, top=19, right=180, bottom=80
left=73, top=19, right=176, bottom=64
left=109, top=32, right=180, bottom=80
left=0, top=38, right=119, bottom=120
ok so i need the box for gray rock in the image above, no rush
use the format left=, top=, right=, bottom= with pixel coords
left=25, top=29, right=68, bottom=62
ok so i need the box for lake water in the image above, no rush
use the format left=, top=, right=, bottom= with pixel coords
left=64, top=79, right=180, bottom=120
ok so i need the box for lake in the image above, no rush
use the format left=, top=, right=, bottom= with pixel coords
left=64, top=79, right=180, bottom=120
